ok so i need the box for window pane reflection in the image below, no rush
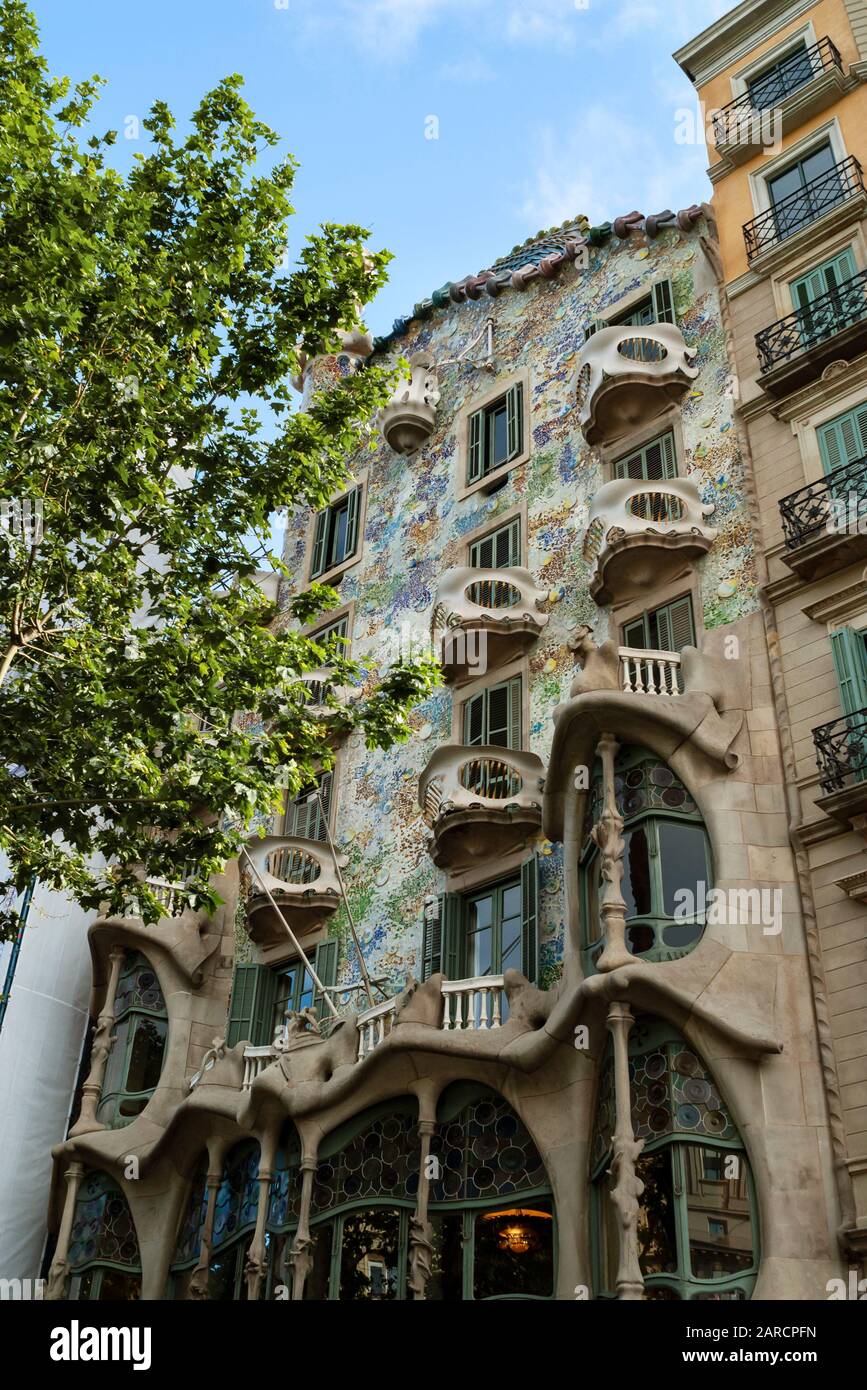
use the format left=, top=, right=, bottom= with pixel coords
left=338, top=1209, right=400, bottom=1300
left=685, top=1146, right=755, bottom=1280
left=427, top=1212, right=464, bottom=1301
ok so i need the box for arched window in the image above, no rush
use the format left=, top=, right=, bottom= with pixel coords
left=580, top=747, right=711, bottom=969
left=591, top=1019, right=759, bottom=1300
left=304, top=1089, right=554, bottom=1301
left=168, top=1131, right=303, bottom=1300
left=97, top=951, right=167, bottom=1128
left=67, top=1172, right=141, bottom=1301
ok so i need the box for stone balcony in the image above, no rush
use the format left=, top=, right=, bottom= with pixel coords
left=576, top=324, right=698, bottom=447
left=245, top=835, right=341, bottom=950
left=582, top=476, right=717, bottom=605
left=419, top=745, right=545, bottom=870
left=434, top=566, right=548, bottom=681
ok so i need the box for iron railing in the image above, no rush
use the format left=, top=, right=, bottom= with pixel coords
left=756, top=266, right=867, bottom=372
left=713, top=37, right=842, bottom=146
left=778, top=455, right=867, bottom=549
left=743, top=156, right=864, bottom=262
left=813, top=708, right=867, bottom=792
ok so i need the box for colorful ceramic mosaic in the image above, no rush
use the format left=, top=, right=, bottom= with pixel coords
left=281, top=214, right=756, bottom=1000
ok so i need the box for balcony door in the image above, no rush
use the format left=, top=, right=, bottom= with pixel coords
left=622, top=595, right=695, bottom=654
left=768, top=142, right=840, bottom=241
left=465, top=877, right=523, bottom=980
left=817, top=401, right=867, bottom=476
left=790, top=249, right=860, bottom=350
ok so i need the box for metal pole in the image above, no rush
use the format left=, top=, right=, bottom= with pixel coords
left=0, top=877, right=35, bottom=1036
left=311, top=789, right=374, bottom=1009
left=239, top=847, right=339, bottom=1020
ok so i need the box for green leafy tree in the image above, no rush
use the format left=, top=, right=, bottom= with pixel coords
left=0, top=0, right=438, bottom=937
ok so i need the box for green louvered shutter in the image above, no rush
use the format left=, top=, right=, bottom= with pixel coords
left=310, top=509, right=329, bottom=579
left=251, top=969, right=277, bottom=1046
left=468, top=408, right=484, bottom=483
left=818, top=403, right=867, bottom=475
left=508, top=675, right=522, bottom=748
left=622, top=613, right=649, bottom=648
left=506, top=383, right=524, bottom=462
left=463, top=690, right=486, bottom=746
left=441, top=893, right=463, bottom=981
left=521, top=855, right=540, bottom=984
left=615, top=431, right=677, bottom=481
left=655, top=595, right=696, bottom=653
left=791, top=250, right=857, bottom=310
left=421, top=898, right=442, bottom=980
left=226, top=964, right=261, bottom=1047
left=313, top=939, right=339, bottom=1019
left=470, top=517, right=521, bottom=569
left=830, top=628, right=867, bottom=716
left=343, top=486, right=361, bottom=562
left=652, top=278, right=676, bottom=325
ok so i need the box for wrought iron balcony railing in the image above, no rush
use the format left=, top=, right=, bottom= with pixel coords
left=756, top=266, right=867, bottom=373
left=813, top=708, right=867, bottom=792
left=713, top=37, right=842, bottom=146
left=743, top=157, right=865, bottom=262
left=778, top=456, right=867, bottom=549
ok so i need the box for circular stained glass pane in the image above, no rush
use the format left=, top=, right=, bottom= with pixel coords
left=673, top=1051, right=699, bottom=1076
left=676, top=1103, right=701, bottom=1129
left=474, top=1166, right=496, bottom=1191
left=472, top=1133, right=498, bottom=1162
left=623, top=792, right=646, bottom=816
left=649, top=765, right=674, bottom=787
left=495, top=1114, right=518, bottom=1139
left=644, top=1052, right=667, bottom=1080
left=625, top=768, right=645, bottom=788
left=500, top=1146, right=526, bottom=1173
left=649, top=1108, right=670, bottom=1132
left=704, top=1110, right=728, bottom=1135
left=682, top=1078, right=711, bottom=1105
left=475, top=1103, right=496, bottom=1126
left=661, top=787, right=686, bottom=809
left=648, top=1081, right=668, bottom=1107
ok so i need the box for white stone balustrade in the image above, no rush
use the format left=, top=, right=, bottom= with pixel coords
left=242, top=1046, right=276, bottom=1090
left=143, top=878, right=188, bottom=918
left=356, top=997, right=398, bottom=1060
left=619, top=646, right=683, bottom=696
left=441, top=975, right=505, bottom=1031
left=576, top=323, right=699, bottom=446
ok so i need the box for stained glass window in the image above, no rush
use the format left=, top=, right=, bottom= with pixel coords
left=67, top=1171, right=142, bottom=1301
left=591, top=1020, right=758, bottom=1301
left=97, top=950, right=167, bottom=1129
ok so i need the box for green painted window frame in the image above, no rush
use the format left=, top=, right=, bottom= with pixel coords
left=423, top=857, right=539, bottom=984
left=579, top=750, right=711, bottom=970
left=69, top=1266, right=143, bottom=1301
left=96, top=952, right=167, bottom=1130
left=283, top=769, right=333, bottom=841
left=613, top=429, right=677, bottom=482
left=790, top=247, right=858, bottom=310
left=226, top=942, right=339, bottom=1048
left=622, top=593, right=696, bottom=654
left=468, top=515, right=522, bottom=569
left=590, top=1022, right=759, bottom=1301
left=585, top=280, right=676, bottom=338
left=310, top=485, right=362, bottom=579
left=461, top=673, right=522, bottom=748
left=467, top=383, right=524, bottom=485
left=817, top=400, right=867, bottom=473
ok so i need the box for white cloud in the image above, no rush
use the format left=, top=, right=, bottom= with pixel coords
left=437, top=56, right=496, bottom=83
left=519, top=105, right=711, bottom=231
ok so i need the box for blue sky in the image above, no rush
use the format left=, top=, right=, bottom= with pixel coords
left=30, top=0, right=731, bottom=337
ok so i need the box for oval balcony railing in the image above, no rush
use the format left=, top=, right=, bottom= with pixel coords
left=582, top=476, right=717, bottom=605
left=619, top=646, right=683, bottom=696
left=245, top=834, right=342, bottom=947
left=419, top=745, right=545, bottom=870
left=434, top=566, right=548, bottom=680
left=743, top=156, right=865, bottom=263
left=713, top=36, right=842, bottom=148
left=441, top=975, right=505, bottom=1031
left=575, top=323, right=698, bottom=447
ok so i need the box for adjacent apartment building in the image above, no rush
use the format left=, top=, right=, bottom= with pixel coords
left=2, top=0, right=865, bottom=1304
left=675, top=0, right=867, bottom=1271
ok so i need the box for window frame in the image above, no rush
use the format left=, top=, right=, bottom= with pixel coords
left=458, top=372, right=530, bottom=501
left=306, top=481, right=366, bottom=584
left=96, top=952, right=168, bottom=1130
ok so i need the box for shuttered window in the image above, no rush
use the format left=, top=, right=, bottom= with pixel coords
left=225, top=939, right=340, bottom=1046
left=462, top=675, right=522, bottom=749
left=790, top=248, right=857, bottom=310
left=467, top=384, right=524, bottom=484
left=421, top=859, right=540, bottom=985
left=469, top=517, right=521, bottom=569
left=310, top=486, right=362, bottom=579
left=283, top=770, right=333, bottom=842
left=829, top=627, right=867, bottom=716
left=585, top=280, right=676, bottom=339
left=622, top=595, right=696, bottom=654
left=614, top=431, right=678, bottom=482
left=817, top=402, right=867, bottom=474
